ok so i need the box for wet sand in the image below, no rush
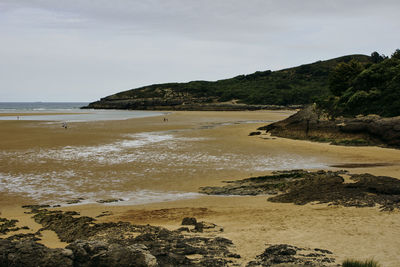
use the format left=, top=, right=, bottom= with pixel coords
left=1, top=110, right=400, bottom=266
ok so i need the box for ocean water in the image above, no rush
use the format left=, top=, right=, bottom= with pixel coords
left=0, top=102, right=88, bottom=110
left=0, top=102, right=165, bottom=121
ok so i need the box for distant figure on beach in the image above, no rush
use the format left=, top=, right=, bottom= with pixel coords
left=163, top=117, right=168, bottom=122
left=17, top=116, right=19, bottom=120
left=62, top=122, right=68, bottom=129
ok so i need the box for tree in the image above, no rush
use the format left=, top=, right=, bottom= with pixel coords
left=391, top=49, right=400, bottom=59
left=370, top=51, right=385, bottom=63
left=328, top=60, right=364, bottom=96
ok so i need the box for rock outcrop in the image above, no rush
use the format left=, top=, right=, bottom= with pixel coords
left=200, top=170, right=400, bottom=211
left=246, top=244, right=336, bottom=267
left=0, top=238, right=156, bottom=267
left=0, top=239, right=74, bottom=267
left=0, top=207, right=240, bottom=267
left=258, top=106, right=400, bottom=148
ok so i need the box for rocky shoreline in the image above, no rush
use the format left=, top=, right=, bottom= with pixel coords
left=0, top=204, right=340, bottom=266
left=258, top=106, right=400, bottom=148
left=82, top=98, right=301, bottom=111
left=3, top=169, right=399, bottom=266
left=3, top=170, right=399, bottom=266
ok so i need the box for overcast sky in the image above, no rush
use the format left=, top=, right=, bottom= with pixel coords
left=1, top=0, right=399, bottom=102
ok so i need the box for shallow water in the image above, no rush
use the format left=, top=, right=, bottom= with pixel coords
left=0, top=128, right=327, bottom=206
left=0, top=109, right=166, bottom=122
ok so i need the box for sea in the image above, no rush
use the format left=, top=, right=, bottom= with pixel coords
left=0, top=102, right=166, bottom=121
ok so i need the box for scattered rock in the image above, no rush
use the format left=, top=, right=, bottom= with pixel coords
left=193, top=221, right=223, bottom=233
left=6, top=233, right=40, bottom=242
left=96, top=198, right=124, bottom=204
left=96, top=211, right=113, bottom=218
left=65, top=198, right=85, bottom=205
left=16, top=206, right=240, bottom=266
left=246, top=244, right=337, bottom=266
left=67, top=240, right=157, bottom=267
left=64, top=211, right=80, bottom=216
left=0, top=239, right=74, bottom=267
left=0, top=218, right=20, bottom=234
left=22, top=205, right=51, bottom=214
left=175, top=227, right=190, bottom=232
left=181, top=217, right=197, bottom=225
left=249, top=131, right=261, bottom=136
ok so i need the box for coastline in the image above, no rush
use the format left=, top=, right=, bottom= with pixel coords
left=1, top=110, right=400, bottom=266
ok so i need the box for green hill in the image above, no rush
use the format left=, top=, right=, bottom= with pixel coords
left=317, top=50, right=400, bottom=117
left=84, top=54, right=372, bottom=110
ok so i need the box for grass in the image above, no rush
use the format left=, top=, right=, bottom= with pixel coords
left=342, top=259, right=381, bottom=267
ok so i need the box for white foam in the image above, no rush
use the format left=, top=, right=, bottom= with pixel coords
left=0, top=171, right=202, bottom=206
left=0, top=130, right=328, bottom=204
left=1, top=131, right=208, bottom=165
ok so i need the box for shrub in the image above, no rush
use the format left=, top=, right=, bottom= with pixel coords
left=342, top=259, right=381, bottom=267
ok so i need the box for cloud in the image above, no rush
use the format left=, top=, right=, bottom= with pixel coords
left=0, top=0, right=399, bottom=101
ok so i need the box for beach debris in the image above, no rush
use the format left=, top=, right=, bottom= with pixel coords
left=200, top=170, right=400, bottom=211
left=246, top=244, right=337, bottom=266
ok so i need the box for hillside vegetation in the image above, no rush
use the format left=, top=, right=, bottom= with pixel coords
left=85, top=54, right=372, bottom=110
left=318, top=49, right=400, bottom=117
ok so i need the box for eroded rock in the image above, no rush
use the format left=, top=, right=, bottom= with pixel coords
left=200, top=170, right=400, bottom=211
left=14, top=207, right=240, bottom=266
left=246, top=244, right=337, bottom=266
left=259, top=105, right=400, bottom=148
left=0, top=239, right=74, bottom=267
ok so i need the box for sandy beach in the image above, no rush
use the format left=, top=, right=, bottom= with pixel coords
left=1, top=110, right=400, bottom=266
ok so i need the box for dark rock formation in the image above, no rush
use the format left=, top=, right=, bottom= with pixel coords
left=200, top=170, right=400, bottom=211
left=3, top=207, right=241, bottom=266
left=0, top=218, right=20, bottom=234
left=246, top=244, right=337, bottom=266
left=249, top=131, right=262, bottom=136
left=200, top=170, right=308, bottom=196
left=258, top=106, right=400, bottom=148
left=0, top=239, right=74, bottom=267
left=96, top=198, right=124, bottom=204
left=66, top=240, right=157, bottom=267
left=0, top=238, right=158, bottom=267
left=181, top=217, right=197, bottom=225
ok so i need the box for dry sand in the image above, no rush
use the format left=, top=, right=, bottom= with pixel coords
left=1, top=110, right=400, bottom=266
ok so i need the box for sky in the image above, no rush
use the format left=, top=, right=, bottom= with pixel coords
left=1, top=0, right=399, bottom=102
